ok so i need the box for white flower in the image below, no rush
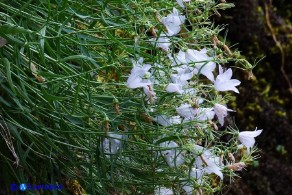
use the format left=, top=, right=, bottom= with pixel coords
left=172, top=66, right=194, bottom=80
left=170, top=48, right=215, bottom=82
left=126, top=58, right=152, bottom=88
left=185, top=48, right=216, bottom=81
left=166, top=83, right=183, bottom=94
left=176, top=0, right=191, bottom=8
left=238, top=128, right=263, bottom=153
left=154, top=115, right=181, bottom=126
left=155, top=187, right=174, bottom=195
left=214, top=65, right=241, bottom=93
left=150, top=33, right=171, bottom=52
left=175, top=100, right=214, bottom=122
left=192, top=145, right=223, bottom=180
left=162, top=8, right=185, bottom=36
left=103, top=133, right=123, bottom=155
left=176, top=99, right=215, bottom=122
left=166, top=71, right=193, bottom=94
left=213, top=103, right=233, bottom=126
left=182, top=184, right=193, bottom=194
left=195, top=108, right=215, bottom=121
left=153, top=115, right=181, bottom=127
left=190, top=168, right=204, bottom=181
left=176, top=103, right=197, bottom=119
left=160, top=141, right=184, bottom=167
left=168, top=50, right=189, bottom=66
left=195, top=155, right=223, bottom=180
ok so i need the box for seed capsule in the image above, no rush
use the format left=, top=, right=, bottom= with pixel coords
left=227, top=162, right=245, bottom=171
left=228, top=152, right=235, bottom=163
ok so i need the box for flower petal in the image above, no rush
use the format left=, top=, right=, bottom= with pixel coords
left=176, top=104, right=197, bottom=119
left=239, top=129, right=263, bottom=138
left=155, top=187, right=174, bottom=195
left=154, top=115, right=181, bottom=126
left=238, top=129, right=262, bottom=150
left=166, top=83, right=183, bottom=94
left=238, top=136, right=255, bottom=148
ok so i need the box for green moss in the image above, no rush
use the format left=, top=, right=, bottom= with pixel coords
left=275, top=110, right=287, bottom=117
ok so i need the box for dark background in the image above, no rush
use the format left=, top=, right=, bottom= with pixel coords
left=217, top=0, right=292, bottom=194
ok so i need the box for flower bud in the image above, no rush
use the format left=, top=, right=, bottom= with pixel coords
left=227, top=162, right=245, bottom=171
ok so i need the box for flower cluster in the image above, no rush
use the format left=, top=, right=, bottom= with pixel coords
left=107, top=1, right=262, bottom=194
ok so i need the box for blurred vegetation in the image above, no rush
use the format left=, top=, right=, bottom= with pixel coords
left=0, top=0, right=270, bottom=194
left=0, top=0, right=253, bottom=194
left=217, top=0, right=292, bottom=194
left=0, top=0, right=171, bottom=194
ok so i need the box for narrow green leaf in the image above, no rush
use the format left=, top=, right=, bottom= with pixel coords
left=0, top=24, right=33, bottom=35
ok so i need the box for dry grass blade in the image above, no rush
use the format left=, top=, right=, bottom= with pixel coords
left=0, top=115, right=19, bottom=166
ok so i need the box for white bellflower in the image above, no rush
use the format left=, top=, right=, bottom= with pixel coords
left=238, top=128, right=263, bottom=153
left=214, top=103, right=233, bottom=126
left=162, top=8, right=185, bottom=36
left=214, top=65, right=241, bottom=93
left=126, top=58, right=152, bottom=89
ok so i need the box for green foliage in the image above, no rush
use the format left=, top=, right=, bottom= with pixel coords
left=0, top=0, right=259, bottom=194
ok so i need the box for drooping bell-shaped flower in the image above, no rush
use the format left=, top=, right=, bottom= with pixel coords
left=160, top=141, right=184, bottom=167
left=166, top=82, right=184, bottom=94
left=166, top=71, right=193, bottom=94
left=126, top=57, right=152, bottom=89
left=192, top=145, right=224, bottom=180
left=175, top=98, right=214, bottom=122
left=195, top=108, right=215, bottom=121
left=238, top=128, right=263, bottom=153
left=169, top=50, right=189, bottom=67
left=186, top=48, right=216, bottom=82
left=150, top=33, right=171, bottom=52
left=162, top=8, right=185, bottom=36
left=214, top=65, right=241, bottom=93
left=154, top=115, right=181, bottom=126
left=195, top=155, right=223, bottom=180
left=213, top=103, right=233, bottom=126
left=176, top=103, right=197, bottom=119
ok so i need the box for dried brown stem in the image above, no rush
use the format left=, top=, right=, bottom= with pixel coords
left=264, top=2, right=292, bottom=95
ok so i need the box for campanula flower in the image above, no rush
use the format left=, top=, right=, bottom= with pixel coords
left=169, top=50, right=189, bottom=66
left=195, top=108, right=215, bottom=121
left=150, top=33, right=171, bottom=52
left=160, top=141, right=184, bottom=167
left=214, top=65, right=241, bottom=93
left=162, top=8, right=185, bottom=36
left=176, top=103, right=197, bottom=119
left=213, top=103, right=233, bottom=126
left=192, top=145, right=223, bottom=180
left=166, top=71, right=193, bottom=94
left=154, top=115, right=181, bottom=126
left=186, top=48, right=216, bottom=82
left=238, top=128, right=263, bottom=153
left=127, top=58, right=152, bottom=88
